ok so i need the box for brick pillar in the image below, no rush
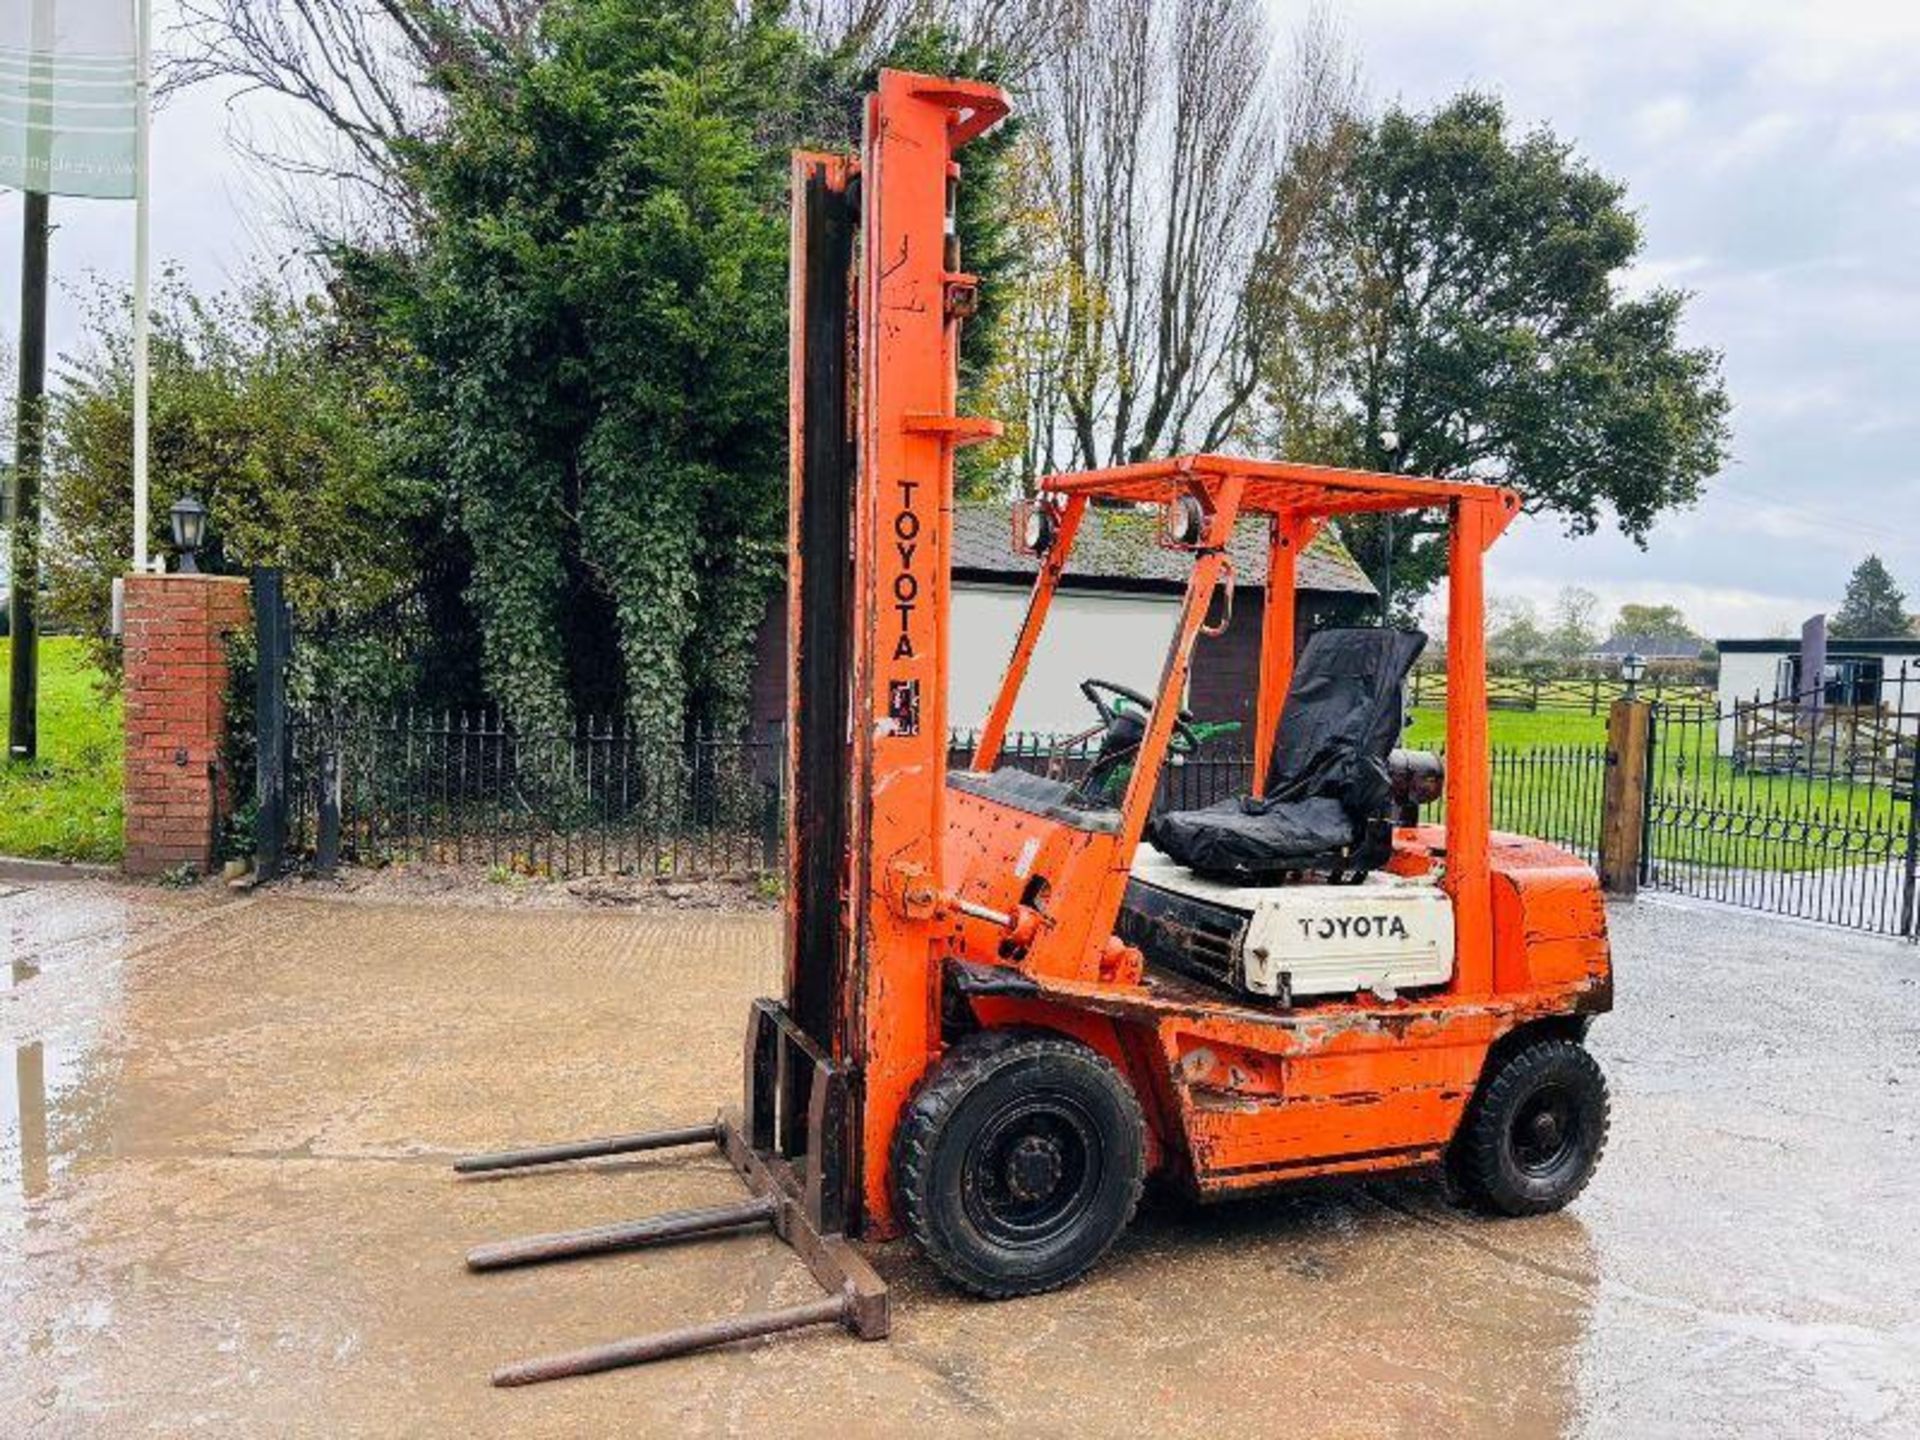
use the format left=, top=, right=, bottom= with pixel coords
left=122, top=575, right=253, bottom=878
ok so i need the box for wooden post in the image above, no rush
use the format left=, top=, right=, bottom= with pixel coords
left=1600, top=697, right=1652, bottom=896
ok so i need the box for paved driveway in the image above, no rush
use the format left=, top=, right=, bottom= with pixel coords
left=2, top=881, right=1916, bottom=1437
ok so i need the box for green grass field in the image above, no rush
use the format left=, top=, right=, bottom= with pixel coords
left=1406, top=705, right=1607, bottom=750
left=0, top=637, right=125, bottom=863
left=1405, top=705, right=1912, bottom=872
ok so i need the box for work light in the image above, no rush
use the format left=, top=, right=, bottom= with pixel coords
left=1166, top=495, right=1207, bottom=547
left=1023, top=503, right=1057, bottom=555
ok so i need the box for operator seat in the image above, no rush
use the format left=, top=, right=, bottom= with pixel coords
left=1147, top=627, right=1427, bottom=883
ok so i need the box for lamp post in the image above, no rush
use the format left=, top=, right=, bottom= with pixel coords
left=169, top=496, right=208, bottom=575
left=1621, top=651, right=1647, bottom=702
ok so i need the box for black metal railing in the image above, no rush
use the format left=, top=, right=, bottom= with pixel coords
left=1644, top=667, right=1919, bottom=938
left=276, top=700, right=1917, bottom=939
left=1418, top=744, right=1609, bottom=863
left=288, top=711, right=784, bottom=879
left=282, top=711, right=1618, bottom=883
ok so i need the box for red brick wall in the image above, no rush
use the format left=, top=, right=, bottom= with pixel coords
left=121, top=576, right=252, bottom=878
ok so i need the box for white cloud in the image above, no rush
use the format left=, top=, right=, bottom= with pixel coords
left=1631, top=96, right=1693, bottom=145
left=1617, top=253, right=1713, bottom=298
left=1834, top=109, right=1920, bottom=157
left=1703, top=111, right=1804, bottom=171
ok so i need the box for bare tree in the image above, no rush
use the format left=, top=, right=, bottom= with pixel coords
left=975, top=141, right=1072, bottom=487
left=169, top=1, right=540, bottom=236
left=1013, top=0, right=1281, bottom=471
left=793, top=0, right=1072, bottom=82
left=1254, top=3, right=1366, bottom=464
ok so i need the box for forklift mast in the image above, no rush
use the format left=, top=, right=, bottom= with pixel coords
left=785, top=73, right=1010, bottom=1234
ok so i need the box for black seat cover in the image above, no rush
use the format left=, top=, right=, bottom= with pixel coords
left=1148, top=627, right=1427, bottom=880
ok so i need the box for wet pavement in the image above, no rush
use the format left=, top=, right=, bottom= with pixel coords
left=1, top=881, right=1916, bottom=1438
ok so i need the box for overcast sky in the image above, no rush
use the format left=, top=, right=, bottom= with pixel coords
left=4, top=0, right=1917, bottom=639
left=1336, top=0, right=1920, bottom=638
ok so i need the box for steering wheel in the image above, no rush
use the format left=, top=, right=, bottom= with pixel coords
left=1079, top=678, right=1201, bottom=757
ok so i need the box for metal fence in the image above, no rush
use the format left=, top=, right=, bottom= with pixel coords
left=281, top=713, right=1614, bottom=881
left=1644, top=672, right=1919, bottom=938
left=274, top=695, right=1917, bottom=939
left=1417, top=744, right=1610, bottom=862
left=288, top=712, right=784, bottom=879
left=955, top=731, right=1613, bottom=862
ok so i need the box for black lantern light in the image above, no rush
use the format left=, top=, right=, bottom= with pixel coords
left=169, top=495, right=208, bottom=575
left=1620, top=650, right=1648, bottom=700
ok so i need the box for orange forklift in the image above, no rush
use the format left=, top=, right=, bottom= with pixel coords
left=456, top=69, right=1612, bottom=1385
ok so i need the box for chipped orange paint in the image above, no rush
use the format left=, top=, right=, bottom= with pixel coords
left=791, top=73, right=1609, bottom=1238
left=841, top=73, right=1009, bottom=1235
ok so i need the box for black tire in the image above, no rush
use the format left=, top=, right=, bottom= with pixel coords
left=893, top=1029, right=1146, bottom=1298
left=1453, top=1037, right=1610, bottom=1216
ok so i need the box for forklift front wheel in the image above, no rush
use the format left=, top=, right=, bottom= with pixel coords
left=1452, top=1036, right=1610, bottom=1217
left=894, top=1030, right=1146, bottom=1299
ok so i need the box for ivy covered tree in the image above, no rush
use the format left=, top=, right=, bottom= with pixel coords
left=1831, top=555, right=1911, bottom=639
left=339, top=0, right=1016, bottom=744
left=1260, top=93, right=1731, bottom=609
left=344, top=0, right=806, bottom=748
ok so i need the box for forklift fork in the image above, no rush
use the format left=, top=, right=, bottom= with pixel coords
left=455, top=999, right=887, bottom=1386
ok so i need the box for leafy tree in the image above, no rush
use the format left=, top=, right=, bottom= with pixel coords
left=1547, top=586, right=1601, bottom=660
left=1610, top=602, right=1699, bottom=643
left=43, top=273, right=431, bottom=678
left=1487, top=595, right=1547, bottom=665
left=1260, top=92, right=1731, bottom=607
left=1831, top=555, right=1911, bottom=639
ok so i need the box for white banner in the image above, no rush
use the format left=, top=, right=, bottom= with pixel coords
left=0, top=0, right=137, bottom=199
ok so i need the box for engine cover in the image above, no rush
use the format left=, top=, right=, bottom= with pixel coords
left=1121, top=844, right=1455, bottom=1001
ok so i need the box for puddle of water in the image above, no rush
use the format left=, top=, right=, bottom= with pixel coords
left=14, top=1041, right=48, bottom=1197
left=0, top=1035, right=84, bottom=1212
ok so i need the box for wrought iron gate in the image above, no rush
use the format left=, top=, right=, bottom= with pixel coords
left=1643, top=669, right=1919, bottom=939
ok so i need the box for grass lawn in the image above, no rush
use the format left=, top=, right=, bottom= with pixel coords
left=0, top=637, right=124, bottom=863
left=1406, top=705, right=1913, bottom=872
left=1406, top=705, right=1607, bottom=750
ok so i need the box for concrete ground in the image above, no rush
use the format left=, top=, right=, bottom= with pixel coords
left=2, top=880, right=1916, bottom=1439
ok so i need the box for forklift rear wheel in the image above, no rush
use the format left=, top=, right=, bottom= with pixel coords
left=1454, top=1037, right=1609, bottom=1216
left=894, top=1030, right=1146, bottom=1298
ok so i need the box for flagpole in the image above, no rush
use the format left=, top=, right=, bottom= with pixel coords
left=131, top=0, right=151, bottom=574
